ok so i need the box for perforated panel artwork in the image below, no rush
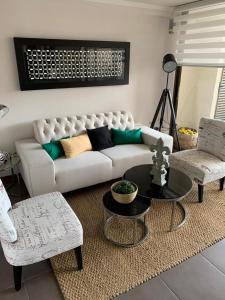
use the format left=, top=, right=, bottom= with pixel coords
left=14, top=38, right=130, bottom=90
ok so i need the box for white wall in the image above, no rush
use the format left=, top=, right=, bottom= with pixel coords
left=177, top=67, right=222, bottom=130
left=0, top=0, right=169, bottom=152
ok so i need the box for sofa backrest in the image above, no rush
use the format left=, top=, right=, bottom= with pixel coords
left=33, top=111, right=134, bottom=144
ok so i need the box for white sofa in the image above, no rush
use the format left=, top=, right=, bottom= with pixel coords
left=15, top=111, right=173, bottom=196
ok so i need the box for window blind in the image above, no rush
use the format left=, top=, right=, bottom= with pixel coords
left=215, top=68, right=225, bottom=120
left=173, top=1, right=225, bottom=66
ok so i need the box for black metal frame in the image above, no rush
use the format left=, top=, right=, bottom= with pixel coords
left=150, top=72, right=180, bottom=150
left=14, top=37, right=130, bottom=91
left=13, top=246, right=83, bottom=291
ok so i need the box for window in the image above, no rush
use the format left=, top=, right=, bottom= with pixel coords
left=215, top=68, right=225, bottom=120
left=172, top=1, right=225, bottom=67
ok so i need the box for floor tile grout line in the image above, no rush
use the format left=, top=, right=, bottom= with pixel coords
left=200, top=253, right=225, bottom=277
left=24, top=285, right=30, bottom=300
left=0, top=269, right=52, bottom=292
left=158, top=276, right=182, bottom=300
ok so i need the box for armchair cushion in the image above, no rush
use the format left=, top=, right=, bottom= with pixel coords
left=170, top=149, right=225, bottom=185
left=1, top=192, right=83, bottom=266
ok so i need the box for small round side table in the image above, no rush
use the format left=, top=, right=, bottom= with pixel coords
left=124, top=164, right=193, bottom=232
left=0, top=154, right=21, bottom=196
left=103, top=191, right=151, bottom=247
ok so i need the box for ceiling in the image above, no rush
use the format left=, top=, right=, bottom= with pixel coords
left=125, top=0, right=196, bottom=7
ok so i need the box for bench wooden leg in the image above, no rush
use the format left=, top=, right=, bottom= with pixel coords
left=13, top=266, right=22, bottom=291
left=74, top=246, right=83, bottom=270
left=220, top=177, right=225, bottom=191
left=198, top=184, right=204, bottom=203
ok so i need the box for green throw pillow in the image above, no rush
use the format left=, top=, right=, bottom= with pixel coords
left=42, top=137, right=69, bottom=160
left=111, top=128, right=143, bottom=145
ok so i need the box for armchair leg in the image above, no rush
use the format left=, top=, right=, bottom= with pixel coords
left=198, top=184, right=204, bottom=203
left=220, top=177, right=225, bottom=191
left=13, top=266, right=22, bottom=291
left=74, top=246, right=83, bottom=270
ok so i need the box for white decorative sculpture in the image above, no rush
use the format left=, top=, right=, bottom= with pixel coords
left=150, top=138, right=171, bottom=186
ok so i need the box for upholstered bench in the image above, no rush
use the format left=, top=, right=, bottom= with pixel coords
left=0, top=180, right=83, bottom=291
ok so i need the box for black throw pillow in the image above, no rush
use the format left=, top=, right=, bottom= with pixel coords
left=87, top=126, right=114, bottom=151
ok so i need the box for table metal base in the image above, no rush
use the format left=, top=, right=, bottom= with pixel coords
left=104, top=215, right=149, bottom=247
left=169, top=201, right=188, bottom=232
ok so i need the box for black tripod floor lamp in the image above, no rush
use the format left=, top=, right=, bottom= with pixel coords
left=151, top=54, right=180, bottom=150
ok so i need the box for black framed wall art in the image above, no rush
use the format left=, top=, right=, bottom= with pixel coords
left=14, top=37, right=130, bottom=91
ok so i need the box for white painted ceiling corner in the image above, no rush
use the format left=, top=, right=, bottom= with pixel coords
left=85, top=0, right=174, bottom=18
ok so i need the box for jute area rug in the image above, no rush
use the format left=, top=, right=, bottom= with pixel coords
left=50, top=181, right=225, bottom=300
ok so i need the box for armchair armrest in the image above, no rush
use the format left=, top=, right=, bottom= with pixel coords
left=140, top=126, right=173, bottom=152
left=15, top=139, right=56, bottom=196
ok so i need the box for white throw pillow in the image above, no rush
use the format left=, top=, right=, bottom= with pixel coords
left=0, top=179, right=17, bottom=242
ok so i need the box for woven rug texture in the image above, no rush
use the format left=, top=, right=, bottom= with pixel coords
left=50, top=182, right=225, bottom=300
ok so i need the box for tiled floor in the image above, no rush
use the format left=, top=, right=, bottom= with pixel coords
left=1, top=179, right=225, bottom=300
left=1, top=240, right=225, bottom=300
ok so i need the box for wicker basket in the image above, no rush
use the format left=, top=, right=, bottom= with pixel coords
left=177, top=128, right=198, bottom=150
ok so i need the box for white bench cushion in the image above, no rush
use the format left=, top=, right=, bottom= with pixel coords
left=1, top=192, right=83, bottom=266
left=101, top=144, right=153, bottom=179
left=54, top=151, right=112, bottom=193
left=170, top=149, right=225, bottom=185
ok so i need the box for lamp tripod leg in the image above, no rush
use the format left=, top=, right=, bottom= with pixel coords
left=151, top=90, right=166, bottom=129
left=167, top=90, right=180, bottom=151
left=159, top=95, right=167, bottom=132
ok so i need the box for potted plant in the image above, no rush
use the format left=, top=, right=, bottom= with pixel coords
left=177, top=127, right=198, bottom=150
left=111, top=180, right=138, bottom=204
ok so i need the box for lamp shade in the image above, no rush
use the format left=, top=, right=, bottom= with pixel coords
left=0, top=105, right=9, bottom=119
left=162, top=54, right=177, bottom=73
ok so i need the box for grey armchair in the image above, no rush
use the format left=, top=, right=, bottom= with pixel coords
left=170, top=117, right=225, bottom=202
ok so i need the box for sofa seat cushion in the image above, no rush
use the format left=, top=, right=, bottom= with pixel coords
left=170, top=149, right=225, bottom=185
left=1, top=192, right=83, bottom=266
left=54, top=151, right=112, bottom=193
left=100, top=144, right=152, bottom=179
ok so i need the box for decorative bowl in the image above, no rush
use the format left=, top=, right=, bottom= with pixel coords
left=111, top=181, right=138, bottom=204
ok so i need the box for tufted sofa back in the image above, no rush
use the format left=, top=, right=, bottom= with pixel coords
left=33, top=111, right=135, bottom=144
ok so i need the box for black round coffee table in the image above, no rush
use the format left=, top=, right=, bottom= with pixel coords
left=124, top=164, right=192, bottom=231
left=103, top=192, right=151, bottom=247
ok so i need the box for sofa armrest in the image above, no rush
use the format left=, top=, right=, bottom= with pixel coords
left=140, top=126, right=173, bottom=152
left=15, top=139, right=56, bottom=196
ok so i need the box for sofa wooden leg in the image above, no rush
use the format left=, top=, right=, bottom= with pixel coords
left=198, top=184, right=204, bottom=203
left=220, top=177, right=225, bottom=191
left=13, top=266, right=22, bottom=291
left=74, top=246, right=83, bottom=270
